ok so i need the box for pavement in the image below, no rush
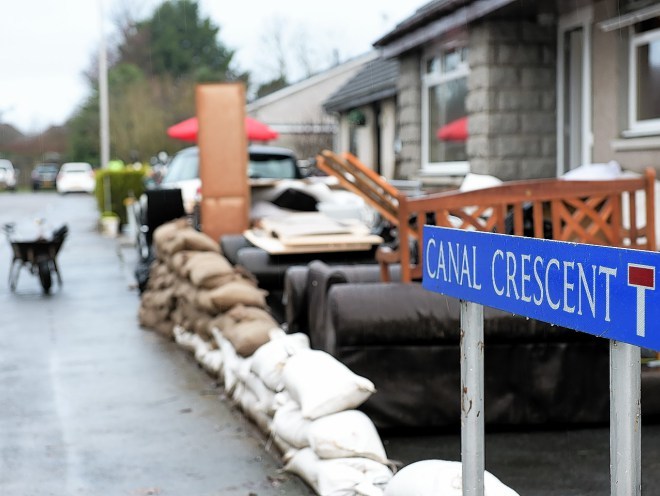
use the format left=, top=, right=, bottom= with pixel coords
left=0, top=192, right=311, bottom=496
left=3, top=191, right=660, bottom=496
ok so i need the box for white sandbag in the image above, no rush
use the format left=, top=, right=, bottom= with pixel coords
left=383, top=460, right=520, bottom=496
left=270, top=401, right=311, bottom=449
left=173, top=325, right=197, bottom=352
left=285, top=448, right=392, bottom=496
left=217, top=332, right=242, bottom=393
left=244, top=371, right=277, bottom=415
left=250, top=332, right=311, bottom=391
left=308, top=410, right=387, bottom=464
left=194, top=338, right=213, bottom=362
left=200, top=349, right=223, bottom=376
left=271, top=435, right=298, bottom=461
left=282, top=349, right=376, bottom=419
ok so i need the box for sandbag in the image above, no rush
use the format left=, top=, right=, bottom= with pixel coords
left=138, top=305, right=170, bottom=329
left=222, top=319, right=277, bottom=357
left=198, top=272, right=244, bottom=290
left=285, top=448, right=392, bottom=496
left=200, top=349, right=223, bottom=376
left=208, top=281, right=268, bottom=311
left=153, top=218, right=188, bottom=252
left=251, top=332, right=310, bottom=391
left=195, top=289, right=219, bottom=314
left=383, top=460, right=520, bottom=496
left=244, top=371, right=277, bottom=415
left=187, top=252, right=233, bottom=286
left=308, top=410, right=388, bottom=464
left=181, top=229, right=220, bottom=253
left=282, top=349, right=376, bottom=419
left=270, top=401, right=311, bottom=449
left=169, top=250, right=197, bottom=278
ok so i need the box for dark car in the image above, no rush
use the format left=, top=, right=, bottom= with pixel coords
left=31, top=163, right=60, bottom=190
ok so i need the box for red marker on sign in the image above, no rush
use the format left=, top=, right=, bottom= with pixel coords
left=628, top=264, right=655, bottom=337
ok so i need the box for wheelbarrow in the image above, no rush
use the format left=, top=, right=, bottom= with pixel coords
left=3, top=223, right=68, bottom=294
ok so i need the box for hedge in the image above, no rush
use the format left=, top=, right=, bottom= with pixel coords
left=94, top=168, right=147, bottom=225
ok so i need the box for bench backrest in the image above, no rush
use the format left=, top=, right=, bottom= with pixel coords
left=381, top=169, right=657, bottom=283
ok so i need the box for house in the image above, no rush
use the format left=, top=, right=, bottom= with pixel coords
left=246, top=52, right=377, bottom=162
left=323, top=57, right=400, bottom=180
left=326, top=0, right=660, bottom=184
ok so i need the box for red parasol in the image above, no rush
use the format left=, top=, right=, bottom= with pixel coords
left=167, top=116, right=279, bottom=142
left=436, top=116, right=468, bottom=142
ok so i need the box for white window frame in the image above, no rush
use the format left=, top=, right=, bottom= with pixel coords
left=627, top=25, right=660, bottom=136
left=556, top=6, right=593, bottom=177
left=421, top=43, right=470, bottom=176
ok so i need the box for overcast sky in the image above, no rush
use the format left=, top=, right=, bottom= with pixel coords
left=0, top=0, right=424, bottom=134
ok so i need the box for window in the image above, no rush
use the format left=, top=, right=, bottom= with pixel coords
left=422, top=45, right=469, bottom=174
left=629, top=19, right=660, bottom=134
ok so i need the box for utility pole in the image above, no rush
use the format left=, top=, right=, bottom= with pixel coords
left=98, top=0, right=110, bottom=169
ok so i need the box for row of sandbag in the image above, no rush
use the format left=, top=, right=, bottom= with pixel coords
left=174, top=324, right=395, bottom=496
left=138, top=219, right=278, bottom=355
left=171, top=324, right=520, bottom=496
left=139, top=220, right=519, bottom=495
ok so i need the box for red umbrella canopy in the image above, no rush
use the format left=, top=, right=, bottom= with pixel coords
left=436, top=116, right=468, bottom=142
left=167, top=116, right=279, bottom=142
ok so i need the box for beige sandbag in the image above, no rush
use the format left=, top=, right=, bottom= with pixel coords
left=195, top=289, right=219, bottom=314
left=222, top=319, right=277, bottom=357
left=169, top=250, right=197, bottom=278
left=181, top=229, right=220, bottom=253
left=153, top=319, right=175, bottom=338
left=138, top=306, right=170, bottom=329
left=187, top=253, right=233, bottom=286
left=225, top=304, right=276, bottom=325
left=198, top=272, right=244, bottom=290
left=208, top=314, right=236, bottom=334
left=153, top=218, right=188, bottom=249
left=193, top=315, right=213, bottom=341
left=149, top=261, right=169, bottom=280
left=142, top=287, right=175, bottom=309
left=159, top=234, right=185, bottom=257
left=208, top=281, right=268, bottom=311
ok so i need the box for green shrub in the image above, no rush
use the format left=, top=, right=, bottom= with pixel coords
left=94, top=168, right=146, bottom=225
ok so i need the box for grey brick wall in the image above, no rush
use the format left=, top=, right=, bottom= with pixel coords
left=467, top=20, right=557, bottom=181
left=395, top=53, right=422, bottom=180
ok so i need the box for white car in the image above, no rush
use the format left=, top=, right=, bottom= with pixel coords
left=57, top=162, right=96, bottom=194
left=0, top=159, right=17, bottom=191
left=159, top=145, right=302, bottom=213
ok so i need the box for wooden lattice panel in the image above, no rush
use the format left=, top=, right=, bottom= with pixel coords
left=380, top=169, right=657, bottom=283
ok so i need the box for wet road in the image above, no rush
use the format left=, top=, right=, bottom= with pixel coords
left=0, top=192, right=310, bottom=495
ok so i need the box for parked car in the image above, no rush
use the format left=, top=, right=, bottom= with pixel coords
left=56, top=162, right=96, bottom=194
left=159, top=145, right=302, bottom=213
left=31, top=163, right=60, bottom=190
left=0, top=159, right=17, bottom=191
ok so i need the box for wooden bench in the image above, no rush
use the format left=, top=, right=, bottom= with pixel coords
left=378, top=169, right=657, bottom=282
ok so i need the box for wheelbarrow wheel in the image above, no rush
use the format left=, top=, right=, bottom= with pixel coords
left=38, top=260, right=52, bottom=294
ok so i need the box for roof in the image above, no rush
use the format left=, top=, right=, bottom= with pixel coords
left=246, top=52, right=378, bottom=112
left=323, top=57, right=400, bottom=113
left=373, top=0, right=516, bottom=58
left=373, top=0, right=470, bottom=46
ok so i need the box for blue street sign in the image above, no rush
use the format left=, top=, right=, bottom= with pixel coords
left=422, top=226, right=660, bottom=350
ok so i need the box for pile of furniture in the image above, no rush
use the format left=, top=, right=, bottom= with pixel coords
left=281, top=168, right=660, bottom=430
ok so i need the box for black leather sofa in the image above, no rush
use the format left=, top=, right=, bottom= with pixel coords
left=283, top=261, right=660, bottom=431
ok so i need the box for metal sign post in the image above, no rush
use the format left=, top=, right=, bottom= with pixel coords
left=461, top=300, right=484, bottom=496
left=610, top=341, right=641, bottom=496
left=422, top=226, right=659, bottom=495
